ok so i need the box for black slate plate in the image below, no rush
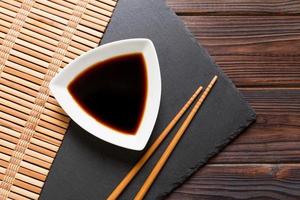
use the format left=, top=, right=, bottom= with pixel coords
left=40, top=0, right=256, bottom=199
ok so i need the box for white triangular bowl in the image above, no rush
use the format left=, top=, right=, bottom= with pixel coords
left=50, top=39, right=161, bottom=151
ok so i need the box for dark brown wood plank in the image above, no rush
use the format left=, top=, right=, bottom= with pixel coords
left=242, top=88, right=300, bottom=115
left=167, top=0, right=300, bottom=15
left=165, top=1, right=300, bottom=199
left=168, top=164, right=300, bottom=199
left=169, top=88, right=300, bottom=198
left=212, top=113, right=300, bottom=164
left=209, top=88, right=300, bottom=164
left=180, top=15, right=300, bottom=87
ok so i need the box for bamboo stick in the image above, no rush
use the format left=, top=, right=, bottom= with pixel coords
left=25, top=16, right=96, bottom=50
left=134, top=76, right=218, bottom=200
left=0, top=17, right=11, bottom=29
left=35, top=0, right=73, bottom=16
left=18, top=28, right=79, bottom=59
left=87, top=3, right=112, bottom=17
left=28, top=144, right=55, bottom=159
left=33, top=132, right=62, bottom=147
left=0, top=25, right=9, bottom=36
left=0, top=78, right=60, bottom=106
left=87, top=2, right=113, bottom=17
left=17, top=110, right=63, bottom=140
left=21, top=22, right=86, bottom=55
left=4, top=3, right=97, bottom=46
left=1, top=72, right=40, bottom=91
left=0, top=166, right=43, bottom=189
left=15, top=40, right=71, bottom=64
left=0, top=96, right=68, bottom=130
left=0, top=160, right=46, bottom=182
left=0, top=129, right=56, bottom=158
left=3, top=67, right=43, bottom=85
left=0, top=173, right=41, bottom=194
left=6, top=60, right=45, bottom=79
left=107, top=85, right=203, bottom=200
left=65, top=0, right=112, bottom=20
left=77, top=24, right=103, bottom=39
left=11, top=43, right=64, bottom=67
left=0, top=118, right=23, bottom=134
left=21, top=160, right=48, bottom=177
left=37, top=0, right=109, bottom=30
left=30, top=143, right=55, bottom=164
left=46, top=97, right=60, bottom=109
left=0, top=82, right=37, bottom=105
left=80, top=13, right=108, bottom=31
left=12, top=179, right=41, bottom=194
left=0, top=12, right=84, bottom=59
left=54, top=0, right=114, bottom=16
left=40, top=115, right=69, bottom=128
left=0, top=5, right=16, bottom=18
left=31, top=137, right=59, bottom=152
left=0, top=110, right=25, bottom=127
left=81, top=13, right=107, bottom=30
left=10, top=184, right=39, bottom=199
left=1, top=166, right=44, bottom=187
left=43, top=109, right=69, bottom=123
left=0, top=152, right=48, bottom=175
left=0, top=91, right=68, bottom=126
left=0, top=106, right=26, bottom=124
left=15, top=172, right=43, bottom=188
left=10, top=48, right=49, bottom=68
left=90, top=0, right=115, bottom=12
left=0, top=83, right=64, bottom=115
left=0, top=0, right=117, bottom=195
left=30, top=3, right=106, bottom=39
left=0, top=136, right=53, bottom=163
left=40, top=115, right=69, bottom=129
left=45, top=103, right=67, bottom=117
left=28, top=10, right=103, bottom=39
left=26, top=148, right=53, bottom=163
left=0, top=105, right=65, bottom=141
left=0, top=170, right=44, bottom=190
left=0, top=32, right=5, bottom=39
left=0, top=97, right=31, bottom=115
left=0, top=146, right=51, bottom=169
left=9, top=54, right=48, bottom=74
left=8, top=190, right=30, bottom=200
left=35, top=0, right=111, bottom=21
left=24, top=22, right=93, bottom=54
left=35, top=126, right=64, bottom=140
left=96, top=0, right=117, bottom=7
left=74, top=29, right=100, bottom=44
left=26, top=16, right=98, bottom=49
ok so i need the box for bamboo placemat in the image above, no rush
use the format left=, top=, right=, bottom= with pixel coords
left=0, top=0, right=117, bottom=199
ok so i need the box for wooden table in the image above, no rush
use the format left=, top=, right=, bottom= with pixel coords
left=165, top=1, right=300, bottom=199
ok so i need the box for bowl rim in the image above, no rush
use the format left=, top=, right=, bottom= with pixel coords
left=50, top=38, right=161, bottom=151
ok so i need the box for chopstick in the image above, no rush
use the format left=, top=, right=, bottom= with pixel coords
left=107, top=85, right=203, bottom=200
left=134, top=76, right=218, bottom=200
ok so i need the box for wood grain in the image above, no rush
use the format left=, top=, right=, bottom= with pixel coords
left=168, top=164, right=300, bottom=199
left=180, top=15, right=300, bottom=87
left=167, top=0, right=300, bottom=15
left=165, top=0, right=300, bottom=199
left=209, top=88, right=300, bottom=164
left=212, top=113, right=300, bottom=164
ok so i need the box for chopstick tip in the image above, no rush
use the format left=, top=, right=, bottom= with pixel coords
left=197, top=85, right=203, bottom=93
left=211, top=75, right=218, bottom=85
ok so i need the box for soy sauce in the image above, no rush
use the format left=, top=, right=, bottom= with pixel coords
left=68, top=53, right=147, bottom=135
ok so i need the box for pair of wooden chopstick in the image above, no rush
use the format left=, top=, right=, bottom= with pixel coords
left=108, top=76, right=218, bottom=200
